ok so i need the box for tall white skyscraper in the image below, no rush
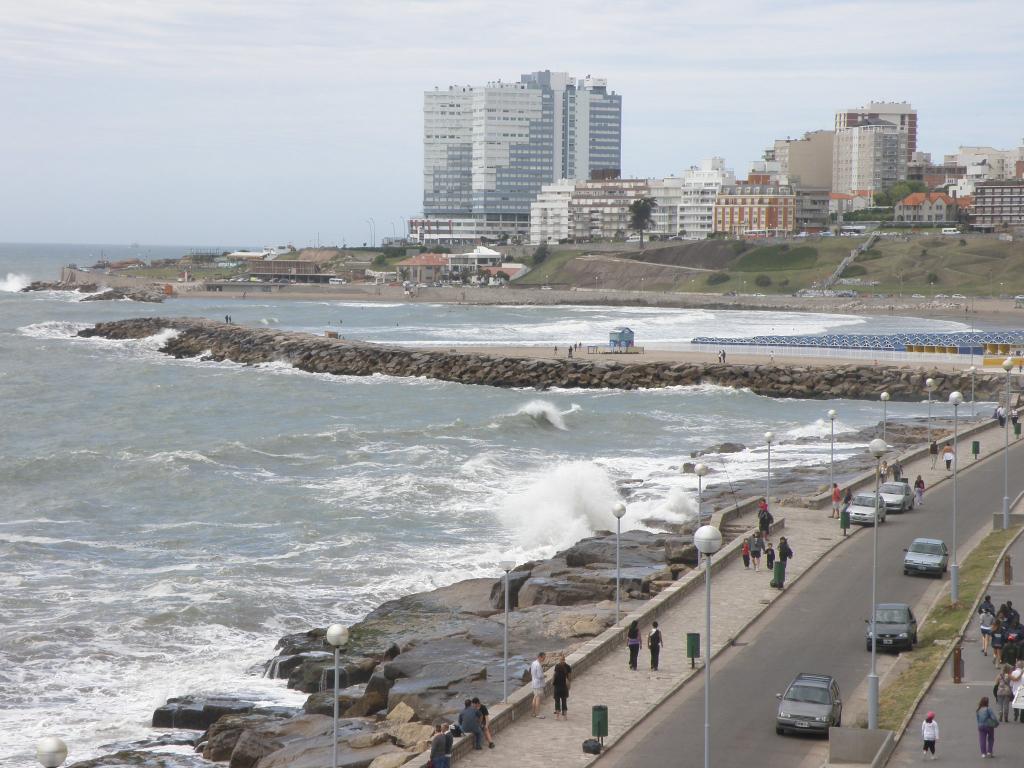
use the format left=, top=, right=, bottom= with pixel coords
left=415, top=70, right=622, bottom=245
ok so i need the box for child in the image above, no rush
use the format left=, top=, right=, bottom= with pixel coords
left=741, top=539, right=751, bottom=569
left=765, top=543, right=776, bottom=570
left=921, top=711, right=938, bottom=760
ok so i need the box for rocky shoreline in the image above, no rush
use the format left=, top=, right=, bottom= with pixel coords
left=21, top=280, right=165, bottom=302
left=77, top=317, right=998, bottom=401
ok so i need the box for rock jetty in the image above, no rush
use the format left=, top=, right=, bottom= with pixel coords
left=21, top=281, right=164, bottom=302
left=79, top=317, right=1000, bottom=401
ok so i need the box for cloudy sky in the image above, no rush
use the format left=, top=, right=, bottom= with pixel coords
left=2, top=0, right=1022, bottom=247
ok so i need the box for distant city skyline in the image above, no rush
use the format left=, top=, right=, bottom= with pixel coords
left=2, top=0, right=1023, bottom=246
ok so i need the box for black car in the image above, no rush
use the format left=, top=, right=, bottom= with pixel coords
left=865, top=602, right=918, bottom=651
left=776, top=673, right=842, bottom=735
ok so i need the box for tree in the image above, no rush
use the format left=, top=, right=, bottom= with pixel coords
left=532, top=243, right=550, bottom=266
left=875, top=180, right=927, bottom=207
left=628, top=197, right=657, bottom=247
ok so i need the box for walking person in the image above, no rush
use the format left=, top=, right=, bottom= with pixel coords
left=648, top=621, right=664, bottom=671
left=778, top=536, right=793, bottom=575
left=980, top=603, right=996, bottom=656
left=757, top=498, right=773, bottom=542
left=765, top=542, right=776, bottom=571
left=929, top=439, right=939, bottom=469
left=552, top=653, right=571, bottom=720
left=530, top=652, right=546, bottom=718
left=749, top=532, right=763, bottom=572
left=992, top=621, right=1006, bottom=666
left=975, top=696, right=998, bottom=758
left=830, top=483, right=841, bottom=519
left=921, top=711, right=939, bottom=761
left=995, top=666, right=1013, bottom=722
left=914, top=475, right=925, bottom=507
left=879, top=460, right=889, bottom=482
left=1010, top=668, right=1023, bottom=722
left=943, top=443, right=954, bottom=472
left=741, top=539, right=751, bottom=569
left=892, top=459, right=902, bottom=482
left=626, top=620, right=641, bottom=671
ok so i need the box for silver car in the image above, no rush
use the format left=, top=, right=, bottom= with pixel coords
left=903, top=538, right=948, bottom=577
left=848, top=493, right=887, bottom=526
left=776, top=673, right=843, bottom=735
left=879, top=482, right=914, bottom=513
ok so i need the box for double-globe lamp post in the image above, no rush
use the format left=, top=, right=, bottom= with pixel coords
left=499, top=559, right=516, bottom=703
left=866, top=438, right=888, bottom=730
left=613, top=502, right=626, bottom=625
left=880, top=391, right=890, bottom=442
left=1002, top=358, right=1014, bottom=530
left=827, top=409, right=837, bottom=492
left=694, top=524, right=723, bottom=768
left=950, top=391, right=963, bottom=604
left=764, top=431, right=774, bottom=502
left=36, top=738, right=67, bottom=768
left=926, top=378, right=935, bottom=446
left=326, top=623, right=350, bottom=768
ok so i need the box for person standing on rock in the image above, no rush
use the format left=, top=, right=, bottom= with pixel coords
left=750, top=533, right=763, bottom=572
left=648, top=621, right=664, bottom=671
left=431, top=723, right=450, bottom=768
left=626, top=620, right=642, bottom=670
left=530, top=652, right=546, bottom=718
left=831, top=483, right=841, bottom=519
left=552, top=653, right=572, bottom=720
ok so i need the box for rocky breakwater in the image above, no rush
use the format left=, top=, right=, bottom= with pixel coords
left=104, top=530, right=695, bottom=768
left=79, top=317, right=1001, bottom=401
left=21, top=281, right=164, bottom=302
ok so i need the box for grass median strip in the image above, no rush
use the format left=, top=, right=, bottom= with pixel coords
left=878, top=525, right=1021, bottom=731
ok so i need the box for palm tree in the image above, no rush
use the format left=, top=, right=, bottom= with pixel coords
left=628, top=197, right=657, bottom=247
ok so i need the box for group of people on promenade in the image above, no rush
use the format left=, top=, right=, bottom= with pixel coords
left=624, top=620, right=664, bottom=671
left=929, top=440, right=958, bottom=472
left=979, top=596, right=1024, bottom=667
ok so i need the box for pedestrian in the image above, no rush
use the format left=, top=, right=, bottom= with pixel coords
left=530, top=652, right=546, bottom=718
left=992, top=621, right=1006, bottom=666
left=552, top=653, right=571, bottom=720
left=765, top=542, right=776, bottom=570
left=842, top=487, right=853, bottom=515
left=997, top=406, right=1006, bottom=428
left=1010, top=668, right=1023, bottom=722
left=1006, top=600, right=1020, bottom=626
left=773, top=536, right=794, bottom=588
left=942, top=443, right=954, bottom=472
left=996, top=666, right=1013, bottom=722
left=929, top=439, right=939, bottom=469
left=648, top=621, right=664, bottom=671
left=1012, top=408, right=1020, bottom=429
left=980, top=603, right=995, bottom=656
left=224, top=314, right=230, bottom=323
left=981, top=594, right=996, bottom=615
left=880, top=460, right=889, bottom=481
left=830, top=483, right=841, bottom=519
left=626, top=620, right=641, bottom=671
left=914, top=475, right=925, bottom=506
left=892, top=460, right=902, bottom=482
left=471, top=697, right=494, bottom=747
left=976, top=696, right=998, bottom=758
left=921, top=711, right=939, bottom=760
left=458, top=698, right=484, bottom=749
left=430, top=723, right=449, bottom=768
left=750, top=532, right=763, bottom=572
left=741, top=539, right=751, bottom=569
left=1003, top=634, right=1020, bottom=667
left=757, top=498, right=773, bottom=542
left=567, top=347, right=573, bottom=359
left=722, top=350, right=726, bottom=363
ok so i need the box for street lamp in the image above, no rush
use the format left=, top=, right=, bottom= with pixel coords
left=866, top=437, right=887, bottom=730
left=326, top=623, right=350, bottom=768
left=1002, top=358, right=1014, bottom=530
left=880, top=391, right=890, bottom=442
left=499, top=559, right=516, bottom=702
left=612, top=502, right=626, bottom=624
left=926, top=377, right=935, bottom=446
left=764, top=431, right=774, bottom=503
left=694, top=524, right=723, bottom=768
left=949, top=391, right=963, bottom=604
left=969, top=365, right=977, bottom=419
left=827, top=410, right=837, bottom=493
left=36, top=738, right=68, bottom=768
left=695, top=463, right=709, bottom=523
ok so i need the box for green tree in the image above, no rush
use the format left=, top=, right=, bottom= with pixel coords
left=532, top=243, right=550, bottom=266
left=876, top=180, right=928, bottom=207
left=628, top=197, right=657, bottom=247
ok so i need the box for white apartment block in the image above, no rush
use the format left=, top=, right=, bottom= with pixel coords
left=832, top=119, right=908, bottom=195
left=835, top=102, right=917, bottom=162
left=946, top=144, right=1024, bottom=198
left=529, top=180, right=577, bottom=244
left=678, top=158, right=736, bottom=239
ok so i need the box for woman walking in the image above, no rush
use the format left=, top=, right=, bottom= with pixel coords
left=992, top=621, right=1006, bottom=666
left=749, top=533, right=763, bottom=572
left=943, top=443, right=954, bottom=472
left=995, top=665, right=1013, bottom=722
left=552, top=653, right=571, bottom=720
left=1010, top=667, right=1023, bottom=722
left=914, top=475, right=925, bottom=507
left=980, top=604, right=995, bottom=656
left=975, top=696, right=998, bottom=758
left=920, top=711, right=939, bottom=760
left=626, top=620, right=641, bottom=671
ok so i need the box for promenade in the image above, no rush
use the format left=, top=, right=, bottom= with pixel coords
left=455, top=418, right=1017, bottom=768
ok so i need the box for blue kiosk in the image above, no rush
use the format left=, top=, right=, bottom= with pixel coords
left=609, top=327, right=635, bottom=350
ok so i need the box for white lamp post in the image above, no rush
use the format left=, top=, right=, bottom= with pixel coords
left=866, top=438, right=887, bottom=730
left=612, top=502, right=626, bottom=624
left=326, top=623, right=350, bottom=768
left=694, top=524, right=723, bottom=768
left=764, top=431, right=774, bottom=503
left=827, top=410, right=837, bottom=493
left=36, top=738, right=68, bottom=768
left=1003, top=358, right=1014, bottom=530
left=695, top=463, right=709, bottom=523
left=949, top=391, right=963, bottom=604
left=969, top=365, right=977, bottom=419
left=499, top=559, right=516, bottom=703
left=926, top=377, right=935, bottom=446
left=880, top=391, right=890, bottom=442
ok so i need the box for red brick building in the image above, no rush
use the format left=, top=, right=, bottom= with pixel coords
left=713, top=183, right=797, bottom=237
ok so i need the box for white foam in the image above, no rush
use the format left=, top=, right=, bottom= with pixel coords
left=0, top=272, right=30, bottom=292
left=514, top=400, right=580, bottom=430
left=784, top=417, right=859, bottom=439
left=17, top=321, right=91, bottom=339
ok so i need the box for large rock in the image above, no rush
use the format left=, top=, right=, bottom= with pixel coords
left=67, top=752, right=206, bottom=768
left=152, top=696, right=256, bottom=730
left=517, top=577, right=611, bottom=607
left=488, top=570, right=531, bottom=609
left=204, top=713, right=285, bottom=762
left=385, top=701, right=416, bottom=724
left=302, top=685, right=366, bottom=716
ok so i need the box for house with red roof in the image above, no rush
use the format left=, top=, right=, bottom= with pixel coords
left=395, top=253, right=450, bottom=284
left=894, top=192, right=958, bottom=223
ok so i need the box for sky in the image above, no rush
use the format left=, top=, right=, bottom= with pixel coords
left=1, top=0, right=1023, bottom=247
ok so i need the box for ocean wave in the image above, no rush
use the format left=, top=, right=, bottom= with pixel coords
left=17, top=320, right=91, bottom=339
left=784, top=417, right=860, bottom=439
left=512, top=399, right=580, bottom=430
left=0, top=272, right=30, bottom=292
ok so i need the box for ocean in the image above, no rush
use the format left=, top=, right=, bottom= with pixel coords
left=0, top=243, right=974, bottom=765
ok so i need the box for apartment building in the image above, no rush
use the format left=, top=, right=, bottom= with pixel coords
left=529, top=180, right=577, bottom=244
left=947, top=144, right=1024, bottom=198
left=835, top=101, right=917, bottom=162
left=713, top=183, right=797, bottom=237
left=569, top=179, right=651, bottom=241
left=832, top=118, right=909, bottom=195
left=971, top=181, right=1024, bottom=230
left=766, top=130, right=834, bottom=189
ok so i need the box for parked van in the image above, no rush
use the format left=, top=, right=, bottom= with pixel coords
left=328, top=277, right=347, bottom=285
left=941, top=227, right=960, bottom=235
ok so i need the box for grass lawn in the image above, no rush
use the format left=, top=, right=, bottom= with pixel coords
left=877, top=525, right=1021, bottom=731
left=514, top=249, right=578, bottom=285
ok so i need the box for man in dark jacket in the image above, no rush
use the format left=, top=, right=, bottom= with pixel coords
left=771, top=537, right=794, bottom=589
left=430, top=723, right=449, bottom=768
left=458, top=699, right=483, bottom=750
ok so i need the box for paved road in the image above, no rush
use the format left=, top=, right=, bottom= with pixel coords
left=598, top=439, right=1024, bottom=768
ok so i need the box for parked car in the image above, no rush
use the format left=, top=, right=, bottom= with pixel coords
left=934, top=293, right=949, bottom=299
left=847, top=493, right=886, bottom=525
left=878, top=481, right=914, bottom=513
left=865, top=603, right=918, bottom=651
left=776, top=673, right=842, bottom=735
left=903, top=538, right=949, bottom=577
left=952, top=293, right=967, bottom=299
left=911, top=293, right=925, bottom=298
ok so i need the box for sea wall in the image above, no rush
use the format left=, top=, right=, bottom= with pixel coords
left=79, top=317, right=1004, bottom=402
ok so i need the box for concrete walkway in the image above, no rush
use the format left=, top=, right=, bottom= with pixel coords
left=886, top=532, right=1024, bottom=766
left=455, top=419, right=1019, bottom=768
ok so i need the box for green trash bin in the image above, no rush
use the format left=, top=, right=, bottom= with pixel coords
left=1016, top=422, right=1021, bottom=438
left=686, top=632, right=700, bottom=668
left=592, top=705, right=608, bottom=738
left=972, top=440, right=981, bottom=459
left=770, top=560, right=786, bottom=589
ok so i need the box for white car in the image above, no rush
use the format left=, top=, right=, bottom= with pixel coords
left=848, top=493, right=886, bottom=526
left=911, top=294, right=925, bottom=299
left=934, top=294, right=949, bottom=299
left=952, top=293, right=966, bottom=299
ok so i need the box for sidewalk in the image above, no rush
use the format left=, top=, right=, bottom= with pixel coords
left=886, top=531, right=1024, bottom=765
left=450, top=420, right=1017, bottom=768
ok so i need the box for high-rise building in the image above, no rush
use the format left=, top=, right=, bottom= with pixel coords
left=416, top=71, right=622, bottom=245
left=766, top=130, right=834, bottom=190
left=832, top=118, right=908, bottom=196
left=835, top=102, right=917, bottom=162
